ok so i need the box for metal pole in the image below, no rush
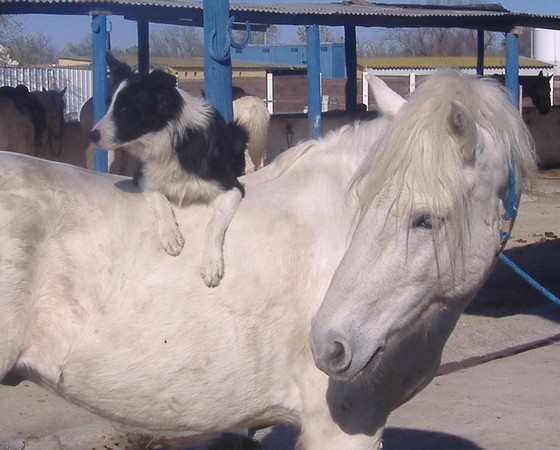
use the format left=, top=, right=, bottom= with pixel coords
left=91, top=13, right=108, bottom=172
left=203, top=0, right=233, bottom=122
left=476, top=29, right=485, bottom=76
left=137, top=21, right=150, bottom=74
left=344, top=26, right=357, bottom=113
left=306, top=25, right=321, bottom=139
left=505, top=31, right=520, bottom=108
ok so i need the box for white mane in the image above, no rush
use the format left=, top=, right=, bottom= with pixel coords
left=351, top=70, right=537, bottom=251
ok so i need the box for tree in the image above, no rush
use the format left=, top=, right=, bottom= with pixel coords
left=356, top=0, right=502, bottom=57
left=63, top=34, right=92, bottom=57
left=233, top=24, right=281, bottom=45
left=296, top=26, right=343, bottom=44
left=150, top=26, right=204, bottom=57
left=0, top=15, right=22, bottom=65
left=7, top=32, right=58, bottom=66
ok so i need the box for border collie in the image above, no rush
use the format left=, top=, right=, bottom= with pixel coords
left=89, top=54, right=248, bottom=287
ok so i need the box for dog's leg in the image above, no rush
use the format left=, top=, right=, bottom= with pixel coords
left=144, top=191, right=185, bottom=256
left=201, top=187, right=243, bottom=287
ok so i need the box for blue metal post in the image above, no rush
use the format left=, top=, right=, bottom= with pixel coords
left=203, top=0, right=233, bottom=122
left=344, top=26, right=357, bottom=112
left=306, top=25, right=321, bottom=139
left=476, top=29, right=485, bottom=76
left=91, top=14, right=108, bottom=172
left=505, top=31, right=520, bottom=108
left=137, top=21, right=150, bottom=74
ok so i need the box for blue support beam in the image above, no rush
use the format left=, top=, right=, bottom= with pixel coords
left=91, top=14, right=108, bottom=172
left=505, top=31, right=520, bottom=108
left=203, top=0, right=233, bottom=122
left=137, top=21, right=150, bottom=74
left=344, top=26, right=357, bottom=112
left=306, top=25, right=321, bottom=139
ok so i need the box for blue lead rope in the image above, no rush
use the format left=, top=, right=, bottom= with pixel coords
left=498, top=253, right=560, bottom=307
left=498, top=155, right=560, bottom=307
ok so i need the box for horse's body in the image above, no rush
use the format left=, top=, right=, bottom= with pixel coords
left=0, top=113, right=384, bottom=448
left=0, top=71, right=536, bottom=449
left=0, top=86, right=66, bottom=156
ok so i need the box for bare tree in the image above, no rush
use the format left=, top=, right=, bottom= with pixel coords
left=296, top=26, right=344, bottom=44
left=63, top=34, right=92, bottom=57
left=233, top=24, right=281, bottom=45
left=357, top=0, right=502, bottom=57
left=150, top=26, right=203, bottom=57
left=7, top=32, right=58, bottom=66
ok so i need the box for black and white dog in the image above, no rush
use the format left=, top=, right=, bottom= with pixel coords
left=89, top=54, right=248, bottom=287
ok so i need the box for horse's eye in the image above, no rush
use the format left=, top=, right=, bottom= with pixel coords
left=412, top=213, right=433, bottom=229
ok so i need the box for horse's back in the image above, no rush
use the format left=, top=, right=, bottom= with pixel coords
left=0, top=97, right=36, bottom=154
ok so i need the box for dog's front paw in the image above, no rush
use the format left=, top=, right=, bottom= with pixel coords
left=159, top=226, right=185, bottom=256
left=200, top=253, right=224, bottom=288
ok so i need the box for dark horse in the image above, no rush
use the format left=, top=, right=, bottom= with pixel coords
left=493, top=70, right=553, bottom=114
left=0, top=84, right=66, bottom=156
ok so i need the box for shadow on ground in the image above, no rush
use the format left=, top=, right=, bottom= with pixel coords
left=383, top=428, right=484, bottom=450
left=465, top=238, right=560, bottom=319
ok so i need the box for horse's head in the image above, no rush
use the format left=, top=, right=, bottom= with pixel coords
left=530, top=71, right=553, bottom=115
left=32, top=88, right=67, bottom=139
left=310, top=71, right=536, bottom=409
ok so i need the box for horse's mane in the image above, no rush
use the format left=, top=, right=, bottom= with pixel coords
left=259, top=120, right=369, bottom=181
left=350, top=70, right=537, bottom=256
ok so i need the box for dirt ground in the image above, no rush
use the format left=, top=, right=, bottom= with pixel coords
left=462, top=168, right=560, bottom=322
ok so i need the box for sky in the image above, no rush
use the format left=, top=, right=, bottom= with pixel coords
left=12, top=0, right=560, bottom=51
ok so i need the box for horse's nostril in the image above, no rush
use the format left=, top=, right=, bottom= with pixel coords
left=327, top=340, right=352, bottom=375
left=89, top=129, right=100, bottom=144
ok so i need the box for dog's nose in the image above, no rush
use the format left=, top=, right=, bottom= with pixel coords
left=89, top=129, right=101, bottom=144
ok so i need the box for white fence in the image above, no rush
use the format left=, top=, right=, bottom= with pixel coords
left=0, top=67, right=92, bottom=122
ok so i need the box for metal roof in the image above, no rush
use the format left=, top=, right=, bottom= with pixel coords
left=58, top=54, right=307, bottom=72
left=2, top=1, right=560, bottom=33
left=357, top=55, right=555, bottom=71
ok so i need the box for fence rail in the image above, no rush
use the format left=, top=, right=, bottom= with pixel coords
left=0, top=67, right=93, bottom=122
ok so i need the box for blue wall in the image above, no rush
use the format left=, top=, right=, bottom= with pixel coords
left=231, top=43, right=346, bottom=79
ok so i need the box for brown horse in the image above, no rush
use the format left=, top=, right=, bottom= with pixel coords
left=0, top=85, right=66, bottom=156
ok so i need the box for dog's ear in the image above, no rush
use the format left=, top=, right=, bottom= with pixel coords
left=149, top=70, right=178, bottom=90
left=106, top=52, right=132, bottom=86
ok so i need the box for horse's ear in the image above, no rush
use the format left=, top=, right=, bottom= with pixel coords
left=365, top=69, right=406, bottom=118
left=448, top=101, right=477, bottom=163
left=60, top=87, right=67, bottom=96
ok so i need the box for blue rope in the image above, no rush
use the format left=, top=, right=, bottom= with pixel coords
left=498, top=252, right=560, bottom=307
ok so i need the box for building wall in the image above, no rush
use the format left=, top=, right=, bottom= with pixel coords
left=231, top=43, right=346, bottom=79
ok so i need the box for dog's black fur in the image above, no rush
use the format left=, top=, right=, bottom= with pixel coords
left=90, top=53, right=247, bottom=204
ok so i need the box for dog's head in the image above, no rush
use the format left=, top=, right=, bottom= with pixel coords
left=89, top=54, right=183, bottom=151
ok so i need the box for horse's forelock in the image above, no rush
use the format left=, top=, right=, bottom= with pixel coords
left=351, top=70, right=536, bottom=258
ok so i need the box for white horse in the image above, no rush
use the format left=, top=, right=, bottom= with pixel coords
left=0, top=71, right=535, bottom=450
left=309, top=70, right=536, bottom=447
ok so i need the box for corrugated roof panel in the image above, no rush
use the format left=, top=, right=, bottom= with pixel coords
left=357, top=55, right=554, bottom=71
left=1, top=0, right=560, bottom=32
